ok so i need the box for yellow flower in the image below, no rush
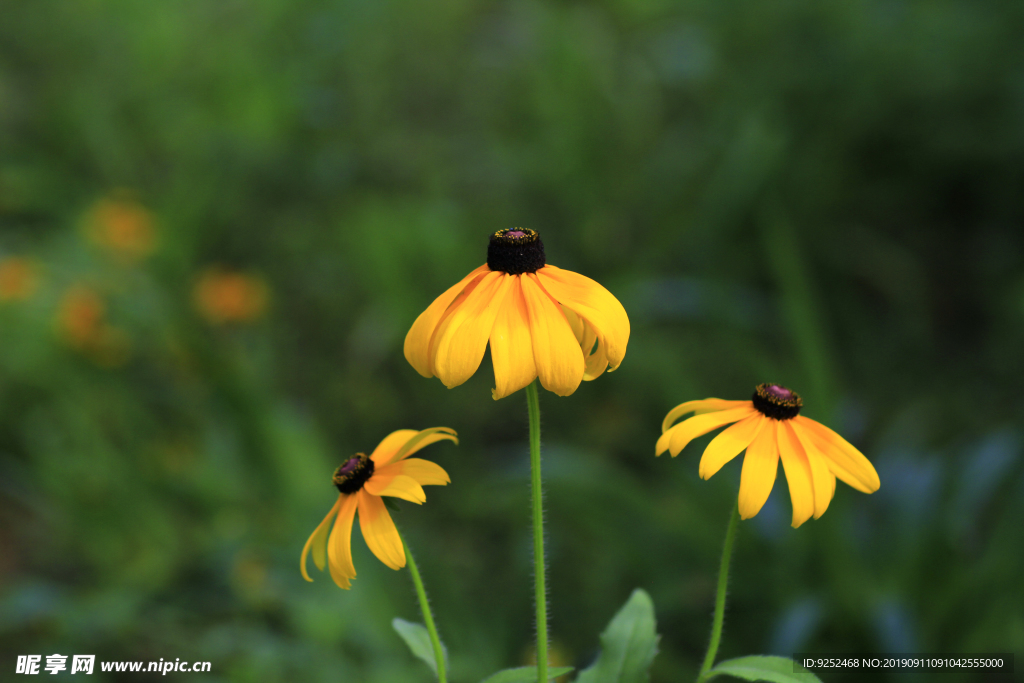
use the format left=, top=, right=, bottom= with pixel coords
left=657, top=384, right=880, bottom=527
left=301, top=427, right=457, bottom=589
left=405, top=229, right=630, bottom=399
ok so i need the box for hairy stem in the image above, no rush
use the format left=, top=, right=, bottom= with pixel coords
left=697, top=503, right=740, bottom=682
left=402, top=535, right=447, bottom=683
left=526, top=381, right=548, bottom=683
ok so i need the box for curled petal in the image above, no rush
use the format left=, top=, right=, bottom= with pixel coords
left=404, top=265, right=490, bottom=377
left=563, top=307, right=607, bottom=381
left=387, top=427, right=458, bottom=466
left=369, top=430, right=420, bottom=464
left=662, top=399, right=753, bottom=433
left=300, top=496, right=340, bottom=582
left=657, top=405, right=757, bottom=457
left=392, top=457, right=451, bottom=486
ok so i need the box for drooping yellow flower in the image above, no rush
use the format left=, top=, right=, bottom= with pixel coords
left=405, top=229, right=630, bottom=399
left=657, top=384, right=880, bottom=527
left=301, top=427, right=456, bottom=589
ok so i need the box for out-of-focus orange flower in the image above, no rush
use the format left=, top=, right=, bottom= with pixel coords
left=0, top=257, right=40, bottom=301
left=58, top=286, right=105, bottom=347
left=56, top=286, right=131, bottom=366
left=194, top=268, right=269, bottom=324
left=86, top=193, right=157, bottom=262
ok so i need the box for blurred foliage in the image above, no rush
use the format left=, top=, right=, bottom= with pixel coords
left=2, top=0, right=1023, bottom=681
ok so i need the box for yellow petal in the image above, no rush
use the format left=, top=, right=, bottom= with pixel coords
left=392, top=457, right=451, bottom=486
left=536, top=265, right=630, bottom=373
left=369, top=429, right=420, bottom=464
left=521, top=273, right=584, bottom=396
left=562, top=307, right=607, bottom=382
left=404, top=265, right=490, bottom=377
left=357, top=491, right=406, bottom=570
left=431, top=271, right=514, bottom=389
left=385, top=427, right=458, bottom=466
left=326, top=493, right=359, bottom=589
left=490, top=278, right=537, bottom=399
left=794, top=417, right=880, bottom=493
left=776, top=421, right=815, bottom=528
left=364, top=469, right=427, bottom=504
left=662, top=405, right=757, bottom=457
left=300, top=496, right=340, bottom=581
left=655, top=429, right=673, bottom=457
left=737, top=419, right=779, bottom=519
left=699, top=414, right=765, bottom=479
left=785, top=421, right=834, bottom=518
left=562, top=305, right=586, bottom=344
left=662, top=399, right=753, bottom=433
left=581, top=334, right=608, bottom=381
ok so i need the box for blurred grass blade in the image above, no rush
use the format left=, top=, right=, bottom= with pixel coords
left=479, top=666, right=574, bottom=683
left=392, top=617, right=446, bottom=678
left=706, top=656, right=822, bottom=683
left=577, top=589, right=659, bottom=683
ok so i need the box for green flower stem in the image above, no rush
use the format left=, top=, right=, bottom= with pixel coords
left=401, top=534, right=447, bottom=683
left=697, top=503, right=740, bottom=683
left=526, top=380, right=549, bottom=683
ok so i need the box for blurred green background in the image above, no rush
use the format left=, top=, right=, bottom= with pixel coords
left=2, top=0, right=1023, bottom=681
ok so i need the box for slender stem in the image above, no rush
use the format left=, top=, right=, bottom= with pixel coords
left=525, top=381, right=548, bottom=683
left=401, top=534, right=447, bottom=683
left=697, top=503, right=741, bottom=683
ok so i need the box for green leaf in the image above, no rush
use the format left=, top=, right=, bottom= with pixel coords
left=576, top=589, right=660, bottom=683
left=706, top=656, right=823, bottom=683
left=479, top=665, right=575, bottom=683
left=392, top=618, right=446, bottom=678
left=383, top=497, right=401, bottom=512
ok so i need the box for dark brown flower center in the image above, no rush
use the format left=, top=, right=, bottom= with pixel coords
left=333, top=453, right=374, bottom=493
left=751, top=383, right=802, bottom=420
left=486, top=228, right=546, bottom=275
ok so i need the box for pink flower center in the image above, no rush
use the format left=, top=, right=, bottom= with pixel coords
left=765, top=384, right=794, bottom=400
left=337, top=457, right=362, bottom=476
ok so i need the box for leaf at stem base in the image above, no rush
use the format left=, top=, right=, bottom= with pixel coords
left=705, top=655, right=823, bottom=683
left=576, top=588, right=660, bottom=683
left=392, top=617, right=447, bottom=678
